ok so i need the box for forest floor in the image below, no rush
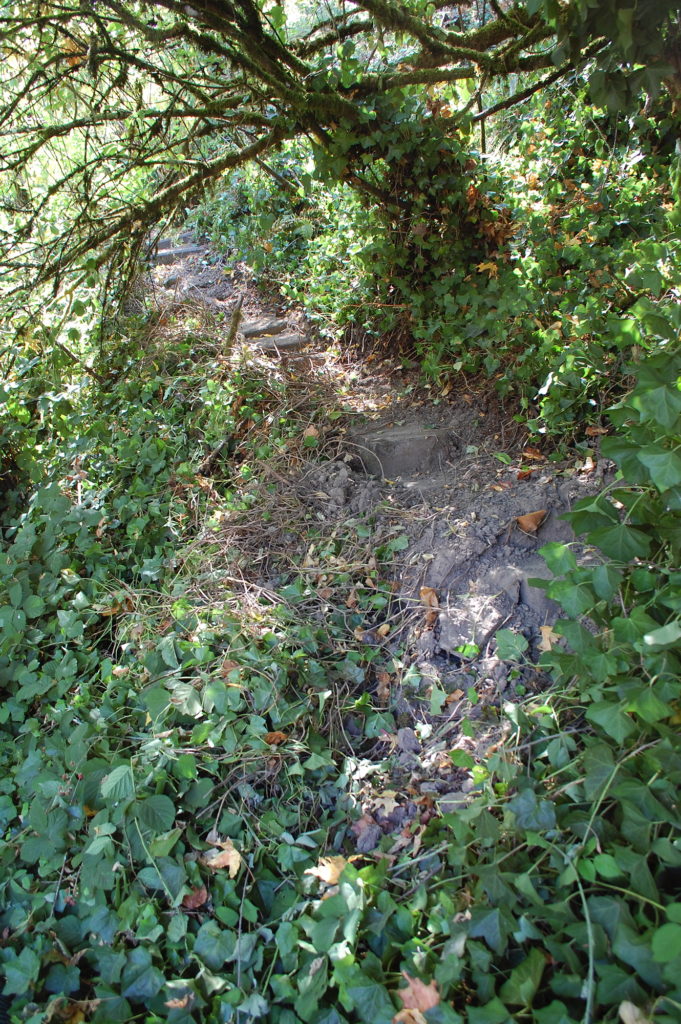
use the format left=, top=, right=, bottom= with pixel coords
left=146, top=237, right=609, bottom=846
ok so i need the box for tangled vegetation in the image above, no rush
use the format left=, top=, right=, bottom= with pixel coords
left=1, top=1, right=681, bottom=1023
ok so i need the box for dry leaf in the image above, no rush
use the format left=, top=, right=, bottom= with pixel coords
left=376, top=670, right=391, bottom=705
left=200, top=838, right=243, bottom=878
left=581, top=455, right=596, bottom=474
left=182, top=886, right=208, bottom=910
left=377, top=623, right=390, bottom=637
left=264, top=730, right=288, bottom=746
left=523, top=447, right=545, bottom=461
left=346, top=588, right=358, bottom=608
left=397, top=973, right=440, bottom=1012
left=420, top=587, right=439, bottom=608
left=618, top=1002, right=653, bottom=1024
left=304, top=855, right=348, bottom=885
left=517, top=469, right=533, bottom=480
left=394, top=1009, right=427, bottom=1024
left=476, top=260, right=499, bottom=278
left=515, top=510, right=547, bottom=534
left=318, top=587, right=333, bottom=600
left=220, top=659, right=240, bottom=677
left=585, top=425, right=608, bottom=436
left=165, top=995, right=192, bottom=1010
left=445, top=688, right=464, bottom=704
left=303, top=425, right=319, bottom=439
left=538, top=625, right=559, bottom=652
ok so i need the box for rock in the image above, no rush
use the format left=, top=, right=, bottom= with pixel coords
left=396, top=727, right=420, bottom=753
left=347, top=424, right=455, bottom=479
left=354, top=823, right=383, bottom=853
left=163, top=272, right=182, bottom=288
left=437, top=791, right=469, bottom=813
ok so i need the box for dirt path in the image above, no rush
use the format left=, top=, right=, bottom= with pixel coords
left=147, top=236, right=610, bottom=836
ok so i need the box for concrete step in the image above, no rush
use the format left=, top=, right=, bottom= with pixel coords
left=246, top=333, right=307, bottom=351
left=241, top=317, right=288, bottom=338
left=153, top=244, right=208, bottom=265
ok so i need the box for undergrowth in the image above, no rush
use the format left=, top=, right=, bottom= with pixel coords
left=1, top=284, right=681, bottom=1023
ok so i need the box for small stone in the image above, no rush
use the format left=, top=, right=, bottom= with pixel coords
left=396, top=727, right=420, bottom=753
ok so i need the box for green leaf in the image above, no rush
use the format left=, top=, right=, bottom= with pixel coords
left=467, top=998, right=511, bottom=1024
left=23, top=594, right=46, bottom=618
left=495, top=629, right=528, bottom=661
left=637, top=446, right=681, bottom=491
left=652, top=923, right=681, bottom=962
left=643, top=621, right=681, bottom=648
left=194, top=921, right=236, bottom=970
left=539, top=542, right=577, bottom=576
left=3, top=947, right=41, bottom=995
left=133, top=794, right=175, bottom=834
left=499, top=947, right=545, bottom=1006
left=585, top=702, right=636, bottom=743
left=121, top=948, right=164, bottom=1000
left=100, top=764, right=135, bottom=801
left=588, top=523, right=651, bottom=561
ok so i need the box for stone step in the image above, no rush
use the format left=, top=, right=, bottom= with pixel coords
left=346, top=424, right=454, bottom=479
left=241, top=317, right=288, bottom=338
left=153, top=244, right=208, bottom=265
left=246, top=333, right=307, bottom=351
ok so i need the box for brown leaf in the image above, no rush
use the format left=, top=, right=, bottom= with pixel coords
left=393, top=1009, right=428, bottom=1024
left=304, top=855, right=348, bottom=885
left=220, top=659, right=240, bottom=678
left=581, top=455, right=596, bottom=474
left=182, top=886, right=208, bottom=910
left=397, top=973, right=440, bottom=1012
left=523, top=447, right=545, bottom=461
left=419, top=587, right=439, bottom=609
left=165, top=995, right=192, bottom=1010
left=517, top=469, right=533, bottom=481
left=538, top=625, right=559, bottom=653
left=318, top=587, right=333, bottom=600
left=445, top=688, right=464, bottom=704
left=377, top=623, right=390, bottom=637
left=585, top=425, right=608, bottom=436
left=376, top=670, right=391, bottom=706
left=618, top=1002, right=653, bottom=1024
left=515, top=510, right=547, bottom=534
left=346, top=588, right=358, bottom=608
left=200, top=838, right=243, bottom=877
left=302, top=425, right=319, bottom=439
left=264, top=730, right=287, bottom=746
left=476, top=261, right=499, bottom=278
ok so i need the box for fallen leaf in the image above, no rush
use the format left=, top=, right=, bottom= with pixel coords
left=346, top=588, right=358, bottom=608
left=523, top=447, right=545, bottom=461
left=318, top=587, right=333, bottom=600
left=264, top=730, right=287, bottom=745
left=377, top=623, right=390, bottom=637
left=394, top=1009, right=427, bottom=1024
left=585, top=425, right=608, bottom=436
left=538, top=625, right=559, bottom=652
left=515, top=510, right=547, bottom=534
left=420, top=586, right=439, bottom=608
left=220, top=659, right=240, bottom=677
left=200, top=838, right=243, bottom=877
left=581, top=455, right=596, bottom=474
left=182, top=886, right=208, bottom=910
left=304, top=855, right=348, bottom=885
left=517, top=470, right=533, bottom=480
left=302, top=425, right=319, bottom=439
left=397, top=973, right=440, bottom=1012
left=618, top=1002, right=653, bottom=1024
left=165, top=995, right=192, bottom=1010
left=445, top=688, right=464, bottom=704
left=377, top=670, right=391, bottom=705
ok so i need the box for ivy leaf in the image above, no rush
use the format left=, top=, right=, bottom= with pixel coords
left=588, top=523, right=651, bottom=561
left=499, top=947, right=545, bottom=1006
left=637, top=446, right=681, bottom=491
left=3, top=947, right=41, bottom=995
left=586, top=702, right=636, bottom=743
